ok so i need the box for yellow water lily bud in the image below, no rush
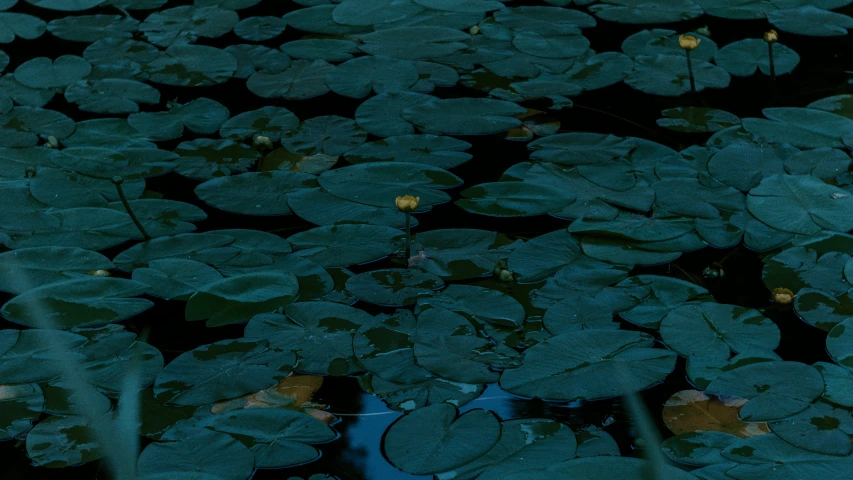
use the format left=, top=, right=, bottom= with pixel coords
left=772, top=287, right=794, bottom=304
left=764, top=30, right=778, bottom=43
left=499, top=269, right=513, bottom=282
left=252, top=135, right=273, bottom=151
left=469, top=25, right=480, bottom=35
left=88, top=269, right=111, bottom=277
left=395, top=195, right=419, bottom=212
left=696, top=26, right=710, bottom=37
left=678, top=35, right=700, bottom=51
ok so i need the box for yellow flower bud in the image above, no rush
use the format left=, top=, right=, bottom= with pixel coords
left=88, top=269, right=111, bottom=277
left=395, top=195, right=419, bottom=212
left=252, top=135, right=274, bottom=151
left=499, top=269, right=513, bottom=282
left=772, top=287, right=794, bottom=304
left=696, top=26, right=710, bottom=37
left=469, top=25, right=480, bottom=35
left=764, top=30, right=778, bottom=43
left=678, top=35, right=700, bottom=51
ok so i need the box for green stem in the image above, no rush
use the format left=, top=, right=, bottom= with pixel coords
left=112, top=176, right=151, bottom=241
left=686, top=49, right=696, bottom=94
left=404, top=212, right=411, bottom=263
left=768, top=42, right=776, bottom=79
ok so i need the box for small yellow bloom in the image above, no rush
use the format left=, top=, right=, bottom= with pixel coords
left=764, top=30, right=778, bottom=43
left=772, top=287, right=794, bottom=304
left=252, top=135, right=273, bottom=151
left=678, top=35, right=700, bottom=51
left=469, top=25, right=480, bottom=35
left=499, top=269, right=513, bottom=282
left=88, top=269, right=111, bottom=277
left=395, top=195, right=419, bottom=212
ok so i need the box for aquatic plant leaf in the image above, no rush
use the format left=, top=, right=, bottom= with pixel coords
left=1, top=277, right=152, bottom=329
left=288, top=224, right=402, bottom=267
left=154, top=337, right=296, bottom=405
left=706, top=361, right=824, bottom=421
left=768, top=5, right=853, bottom=36
left=195, top=171, right=317, bottom=216
left=325, top=55, right=419, bottom=98
left=660, top=302, right=780, bottom=359
left=132, top=258, right=223, bottom=300
left=0, top=246, right=113, bottom=294
left=137, top=427, right=254, bottom=480
left=245, top=301, right=372, bottom=376
left=26, top=414, right=104, bottom=468
left=401, top=97, right=525, bottom=135
left=657, top=107, right=740, bottom=133
left=622, top=29, right=716, bottom=62
left=185, top=271, right=299, bottom=327
left=500, top=330, right=676, bottom=401
left=384, top=403, right=500, bottom=475
left=769, top=400, right=853, bottom=455
left=662, top=431, right=741, bottom=466
left=662, top=389, right=770, bottom=438
left=346, top=268, right=444, bottom=306
left=747, top=174, right=853, bottom=235
left=714, top=38, right=799, bottom=77
left=456, top=181, right=575, bottom=217
left=0, top=383, right=43, bottom=441
left=185, top=408, right=335, bottom=468
left=626, top=54, right=731, bottom=96
left=319, top=161, right=460, bottom=208
left=219, top=106, right=298, bottom=141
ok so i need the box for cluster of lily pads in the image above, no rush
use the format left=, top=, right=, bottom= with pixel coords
left=1, top=0, right=853, bottom=479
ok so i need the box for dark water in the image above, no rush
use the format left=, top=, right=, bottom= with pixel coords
left=2, top=0, right=850, bottom=478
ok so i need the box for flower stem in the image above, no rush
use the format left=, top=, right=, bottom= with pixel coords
left=768, top=42, right=776, bottom=79
left=404, top=211, right=411, bottom=263
left=686, top=49, right=696, bottom=94
left=112, top=176, right=151, bottom=241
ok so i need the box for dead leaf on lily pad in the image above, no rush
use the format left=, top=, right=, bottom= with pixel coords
left=210, top=374, right=335, bottom=424
left=662, top=389, right=769, bottom=438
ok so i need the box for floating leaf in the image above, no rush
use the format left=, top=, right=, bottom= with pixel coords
left=346, top=268, right=444, bottom=306
left=154, top=337, right=296, bottom=406
left=384, top=403, right=501, bottom=475
left=500, top=330, right=676, bottom=401
left=662, top=389, right=770, bottom=437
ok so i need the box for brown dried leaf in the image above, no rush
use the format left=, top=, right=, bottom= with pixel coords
left=662, top=389, right=770, bottom=438
left=210, top=374, right=335, bottom=424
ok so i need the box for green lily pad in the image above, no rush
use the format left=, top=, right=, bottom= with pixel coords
left=131, top=258, right=224, bottom=300
left=245, top=301, right=372, bottom=376
left=626, top=54, right=731, bottom=96
left=346, top=268, right=444, bottom=306
left=384, top=403, right=501, bottom=475
left=747, top=174, right=853, bottom=235
left=195, top=171, right=317, bottom=216
left=153, top=337, right=296, bottom=405
left=662, top=431, right=741, bottom=466
left=0, top=246, right=113, bottom=294
left=137, top=427, right=254, bottom=480
left=319, top=161, right=461, bottom=208
left=26, top=414, right=104, bottom=468
left=185, top=271, right=300, bottom=327
left=288, top=224, right=402, bottom=267
left=657, top=107, right=741, bottom=133
left=500, top=329, right=677, bottom=401
left=1, top=277, right=153, bottom=329
left=706, top=361, right=824, bottom=421
left=456, top=181, right=575, bottom=217
left=660, top=302, right=780, bottom=359
left=401, top=97, right=525, bottom=135
left=0, top=383, right=44, bottom=441
left=714, top=38, right=800, bottom=77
